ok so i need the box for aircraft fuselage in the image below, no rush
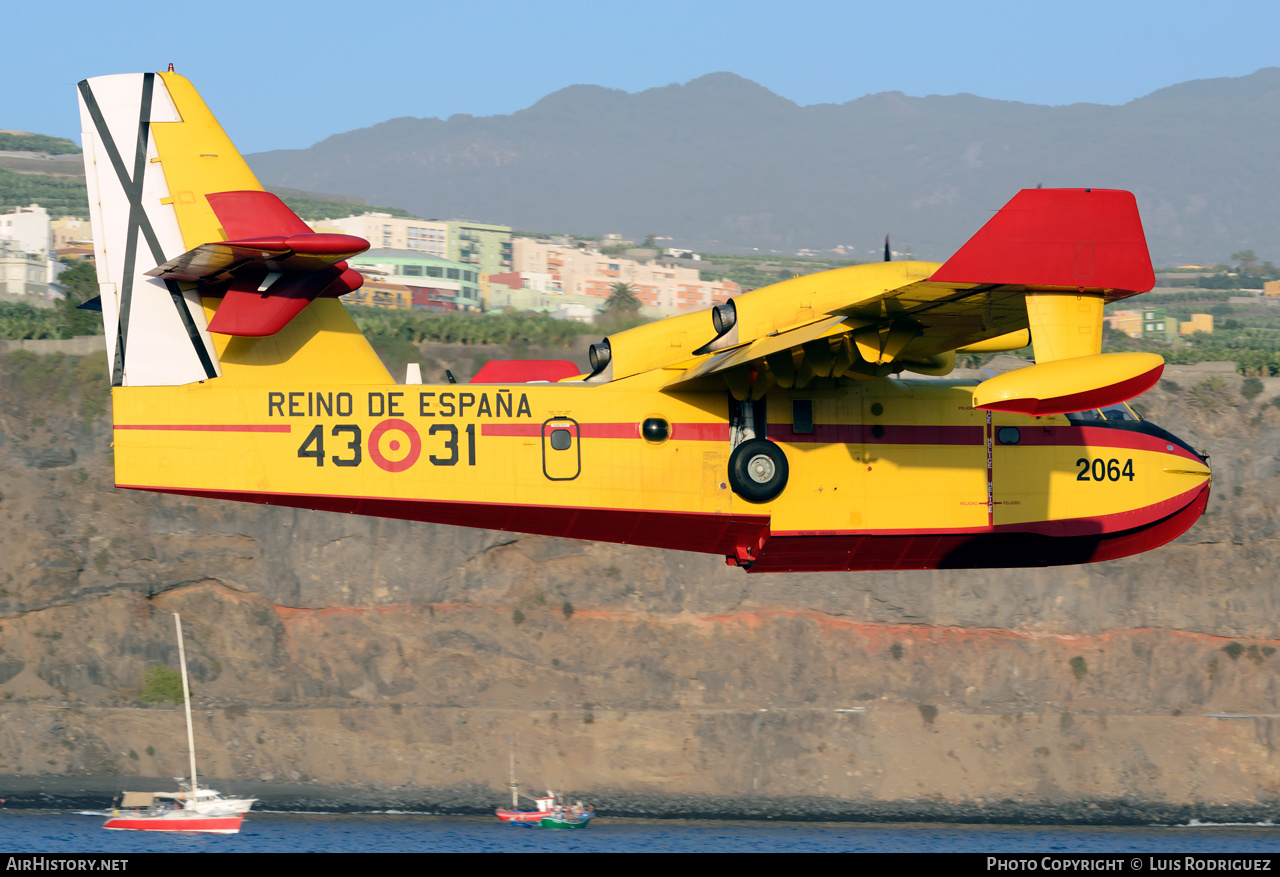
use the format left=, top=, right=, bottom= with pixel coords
left=111, top=372, right=1210, bottom=573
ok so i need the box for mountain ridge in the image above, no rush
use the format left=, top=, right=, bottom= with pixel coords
left=246, top=69, right=1280, bottom=263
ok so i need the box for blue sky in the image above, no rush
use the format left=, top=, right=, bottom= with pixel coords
left=6, top=0, right=1279, bottom=154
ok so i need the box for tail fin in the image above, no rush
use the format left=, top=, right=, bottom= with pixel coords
left=78, top=72, right=222, bottom=386
left=79, top=71, right=389, bottom=388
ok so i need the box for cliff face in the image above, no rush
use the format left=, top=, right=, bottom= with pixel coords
left=2, top=349, right=1279, bottom=815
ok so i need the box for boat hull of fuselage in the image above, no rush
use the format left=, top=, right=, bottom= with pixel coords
left=110, top=378, right=1210, bottom=572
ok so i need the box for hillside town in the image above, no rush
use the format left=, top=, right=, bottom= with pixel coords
left=0, top=194, right=740, bottom=322
left=3, top=195, right=1235, bottom=342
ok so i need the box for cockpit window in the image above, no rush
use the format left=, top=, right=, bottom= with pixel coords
left=1066, top=402, right=1141, bottom=425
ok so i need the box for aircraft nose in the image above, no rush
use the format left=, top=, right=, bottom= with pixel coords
left=1161, top=430, right=1211, bottom=487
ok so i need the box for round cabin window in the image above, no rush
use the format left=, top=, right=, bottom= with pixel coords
left=642, top=417, right=670, bottom=443
left=997, top=427, right=1021, bottom=445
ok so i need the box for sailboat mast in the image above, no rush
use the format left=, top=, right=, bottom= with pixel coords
left=509, top=741, right=518, bottom=809
left=174, top=613, right=199, bottom=798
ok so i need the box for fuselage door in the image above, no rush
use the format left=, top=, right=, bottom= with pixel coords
left=542, top=418, right=581, bottom=481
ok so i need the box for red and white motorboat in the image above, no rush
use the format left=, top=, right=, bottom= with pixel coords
left=495, top=793, right=559, bottom=824
left=103, top=614, right=255, bottom=834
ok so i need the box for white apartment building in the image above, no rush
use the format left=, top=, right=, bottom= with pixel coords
left=0, top=204, right=52, bottom=255
left=0, top=239, right=59, bottom=302
left=511, top=238, right=738, bottom=315
left=315, top=213, right=449, bottom=257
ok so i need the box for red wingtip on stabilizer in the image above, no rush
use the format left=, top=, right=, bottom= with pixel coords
left=198, top=192, right=369, bottom=336
left=929, top=188, right=1155, bottom=293
left=206, top=191, right=312, bottom=238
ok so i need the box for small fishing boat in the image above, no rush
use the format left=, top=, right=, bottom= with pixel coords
left=495, top=744, right=594, bottom=827
left=539, top=809, right=595, bottom=830
left=495, top=794, right=558, bottom=825
left=103, top=613, right=256, bottom=834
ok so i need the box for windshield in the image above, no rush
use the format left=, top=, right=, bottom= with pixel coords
left=1065, top=402, right=1142, bottom=425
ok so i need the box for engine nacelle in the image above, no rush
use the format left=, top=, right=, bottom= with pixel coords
left=586, top=310, right=713, bottom=382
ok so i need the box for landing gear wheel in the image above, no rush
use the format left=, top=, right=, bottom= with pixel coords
left=728, top=438, right=789, bottom=503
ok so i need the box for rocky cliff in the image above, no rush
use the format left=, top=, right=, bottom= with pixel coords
left=2, top=347, right=1278, bottom=821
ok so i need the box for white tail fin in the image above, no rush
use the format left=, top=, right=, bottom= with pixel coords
left=78, top=72, right=220, bottom=386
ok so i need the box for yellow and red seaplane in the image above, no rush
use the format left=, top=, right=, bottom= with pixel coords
left=77, top=70, right=1210, bottom=573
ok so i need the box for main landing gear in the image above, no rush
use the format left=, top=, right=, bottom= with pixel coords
left=728, top=438, right=789, bottom=503
left=727, top=397, right=788, bottom=503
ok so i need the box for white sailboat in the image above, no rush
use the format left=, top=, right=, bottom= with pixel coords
left=103, top=613, right=256, bottom=834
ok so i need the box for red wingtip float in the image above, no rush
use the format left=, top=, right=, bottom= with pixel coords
left=80, top=70, right=1210, bottom=573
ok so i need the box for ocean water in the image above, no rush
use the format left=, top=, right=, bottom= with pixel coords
left=2, top=812, right=1280, bottom=853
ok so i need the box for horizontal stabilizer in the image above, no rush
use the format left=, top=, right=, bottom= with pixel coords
left=972, top=352, right=1164, bottom=416
left=206, top=266, right=364, bottom=337
left=142, top=189, right=369, bottom=338
left=146, top=233, right=369, bottom=283
left=930, top=189, right=1155, bottom=293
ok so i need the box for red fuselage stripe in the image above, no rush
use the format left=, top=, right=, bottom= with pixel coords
left=114, top=424, right=292, bottom=433
left=481, top=423, right=730, bottom=440
left=769, top=424, right=984, bottom=445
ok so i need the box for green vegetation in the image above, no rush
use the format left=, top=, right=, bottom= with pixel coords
left=275, top=193, right=417, bottom=222
left=0, top=168, right=89, bottom=217
left=562, top=600, right=574, bottom=620
left=346, top=307, right=601, bottom=348
left=697, top=253, right=860, bottom=291
left=0, top=133, right=81, bottom=154
left=512, top=608, right=525, bottom=626
left=0, top=263, right=105, bottom=341
left=1070, top=656, right=1088, bottom=679
left=890, top=643, right=904, bottom=660
left=0, top=302, right=62, bottom=340
left=918, top=704, right=938, bottom=726
left=1187, top=377, right=1232, bottom=413
left=139, top=665, right=185, bottom=704
left=1100, top=305, right=1280, bottom=376
left=2, top=350, right=109, bottom=423
left=55, top=261, right=100, bottom=337
left=1132, top=291, right=1241, bottom=306
left=1224, top=642, right=1245, bottom=661
left=604, top=281, right=640, bottom=315
left=511, top=231, right=599, bottom=242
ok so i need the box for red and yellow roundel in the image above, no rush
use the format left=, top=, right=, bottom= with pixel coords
left=369, top=418, right=421, bottom=472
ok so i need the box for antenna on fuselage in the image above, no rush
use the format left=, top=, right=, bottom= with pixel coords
left=884, top=235, right=891, bottom=262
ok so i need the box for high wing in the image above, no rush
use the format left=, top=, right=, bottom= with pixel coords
left=643, top=189, right=1161, bottom=414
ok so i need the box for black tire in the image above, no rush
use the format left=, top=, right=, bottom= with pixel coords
left=728, top=438, right=789, bottom=503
